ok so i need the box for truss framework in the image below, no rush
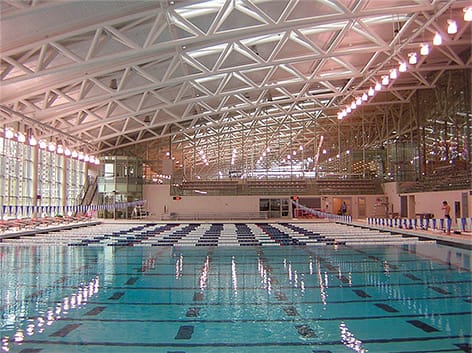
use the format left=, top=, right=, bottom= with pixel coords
left=1, top=0, right=471, bottom=177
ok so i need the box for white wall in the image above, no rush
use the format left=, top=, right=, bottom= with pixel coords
left=143, top=184, right=471, bottom=220
left=382, top=182, right=471, bottom=219
left=143, top=184, right=260, bottom=219
left=143, top=184, right=385, bottom=220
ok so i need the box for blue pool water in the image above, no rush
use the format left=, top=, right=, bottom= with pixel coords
left=1, top=241, right=471, bottom=353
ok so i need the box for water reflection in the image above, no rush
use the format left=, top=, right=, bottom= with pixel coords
left=231, top=256, right=238, bottom=295
left=340, top=321, right=368, bottom=352
left=2, top=276, right=99, bottom=352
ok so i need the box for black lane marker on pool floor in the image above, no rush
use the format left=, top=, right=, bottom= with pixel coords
left=108, top=292, right=125, bottom=300
left=284, top=306, right=299, bottom=316
left=125, top=277, right=138, bottom=285
left=49, top=324, right=81, bottom=337
left=275, top=291, right=287, bottom=301
left=455, top=343, right=472, bottom=352
left=407, top=320, right=439, bottom=333
left=404, top=273, right=421, bottom=281
left=185, top=307, right=200, bottom=317
left=175, top=325, right=194, bottom=339
left=312, top=351, right=332, bottom=353
left=295, top=324, right=316, bottom=338
left=193, top=292, right=204, bottom=301
left=374, top=303, right=399, bottom=313
left=429, top=286, right=451, bottom=295
left=353, top=289, right=371, bottom=298
left=19, top=349, right=43, bottom=353
left=84, top=306, right=106, bottom=316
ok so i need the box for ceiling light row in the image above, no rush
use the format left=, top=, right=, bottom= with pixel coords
left=337, top=8, right=469, bottom=120
left=3, top=128, right=100, bottom=165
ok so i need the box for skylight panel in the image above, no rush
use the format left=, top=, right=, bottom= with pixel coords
left=174, top=0, right=225, bottom=18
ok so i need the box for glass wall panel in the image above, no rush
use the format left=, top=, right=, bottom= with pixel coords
left=66, top=158, right=86, bottom=207
left=0, top=134, right=89, bottom=219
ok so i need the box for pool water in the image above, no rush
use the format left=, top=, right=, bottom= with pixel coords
left=1, top=242, right=471, bottom=353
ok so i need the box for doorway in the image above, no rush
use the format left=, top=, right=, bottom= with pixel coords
left=461, top=192, right=469, bottom=217
left=454, top=201, right=461, bottom=219
left=408, top=195, right=415, bottom=219
left=358, top=197, right=366, bottom=218
left=400, top=196, right=408, bottom=218
left=333, top=197, right=351, bottom=216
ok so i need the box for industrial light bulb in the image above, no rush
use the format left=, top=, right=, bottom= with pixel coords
left=465, top=7, right=472, bottom=21
left=420, top=43, right=429, bottom=55
left=408, top=52, right=417, bottom=64
left=447, top=19, right=458, bottom=34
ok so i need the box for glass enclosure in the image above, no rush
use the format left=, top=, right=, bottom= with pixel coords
left=97, top=156, right=143, bottom=219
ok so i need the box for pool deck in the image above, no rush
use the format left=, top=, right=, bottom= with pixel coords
left=350, top=219, right=472, bottom=250
left=0, top=217, right=470, bottom=249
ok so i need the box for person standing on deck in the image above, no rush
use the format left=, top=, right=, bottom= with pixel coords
left=442, top=200, right=451, bottom=235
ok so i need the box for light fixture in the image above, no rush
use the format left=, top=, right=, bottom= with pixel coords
left=5, top=129, right=14, bottom=139
left=356, top=97, right=362, bottom=105
left=447, top=19, right=458, bottom=34
left=39, top=140, right=47, bottom=149
left=420, top=43, right=429, bottom=55
left=390, top=68, right=398, bottom=79
left=346, top=106, right=352, bottom=113
left=362, top=93, right=368, bottom=101
left=399, top=62, right=407, bottom=72
left=375, top=82, right=382, bottom=91
left=408, top=52, right=417, bottom=64
left=64, top=148, right=71, bottom=156
left=17, top=132, right=26, bottom=143
left=78, top=152, right=84, bottom=160
left=71, top=150, right=78, bottom=158
left=382, top=75, right=389, bottom=85
left=57, top=145, right=64, bottom=154
left=29, top=136, right=37, bottom=146
left=465, top=7, right=472, bottom=21
left=109, top=79, right=117, bottom=90
left=368, top=87, right=375, bottom=96
left=433, top=32, right=442, bottom=45
left=48, top=142, right=56, bottom=152
left=337, top=112, right=343, bottom=120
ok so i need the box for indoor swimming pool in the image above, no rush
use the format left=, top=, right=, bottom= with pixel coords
left=1, top=233, right=471, bottom=353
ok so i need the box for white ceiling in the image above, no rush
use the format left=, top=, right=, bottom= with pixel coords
left=1, top=0, right=471, bottom=176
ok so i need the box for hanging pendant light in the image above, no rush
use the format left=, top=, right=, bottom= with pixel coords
left=420, top=43, right=430, bottom=55
left=464, top=7, right=472, bottom=21
left=447, top=19, right=458, bottom=34
left=408, top=52, right=417, bottom=64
